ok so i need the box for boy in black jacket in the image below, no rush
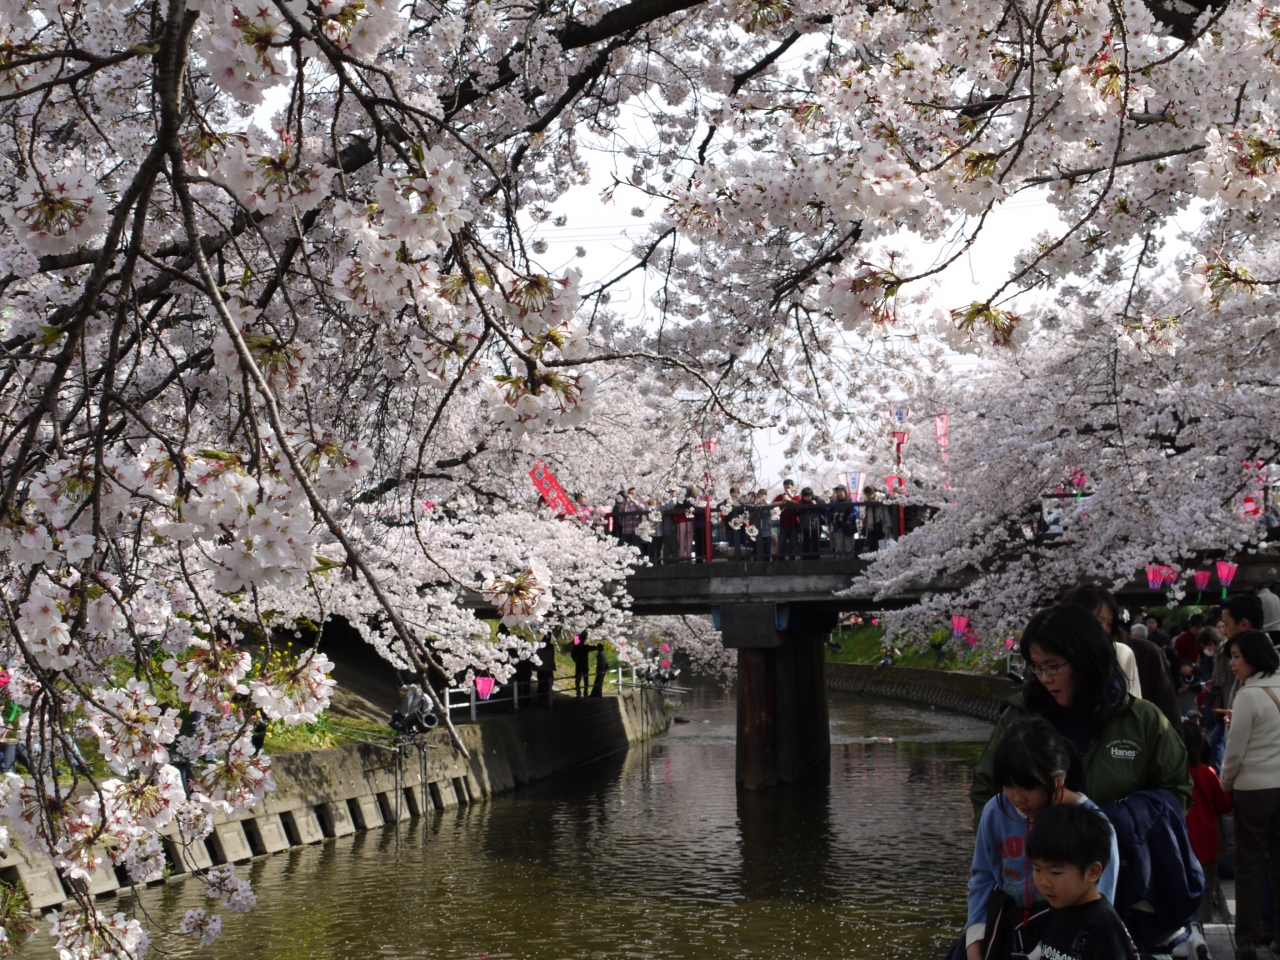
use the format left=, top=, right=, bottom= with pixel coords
left=1027, top=804, right=1139, bottom=960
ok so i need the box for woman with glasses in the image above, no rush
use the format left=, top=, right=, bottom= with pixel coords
left=971, top=604, right=1192, bottom=822
left=968, top=604, right=1195, bottom=954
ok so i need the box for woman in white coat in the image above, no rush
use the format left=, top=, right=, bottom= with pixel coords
left=1221, top=629, right=1280, bottom=960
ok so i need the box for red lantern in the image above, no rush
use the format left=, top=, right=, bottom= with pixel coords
left=475, top=676, right=495, bottom=701
left=1160, top=566, right=1178, bottom=587
left=1193, top=570, right=1211, bottom=590
left=1070, top=470, right=1087, bottom=490
left=1216, top=560, right=1238, bottom=588
left=951, top=615, right=969, bottom=637
left=1145, top=565, right=1163, bottom=591
left=1004, top=637, right=1015, bottom=650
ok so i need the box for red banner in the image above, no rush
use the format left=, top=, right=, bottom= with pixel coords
left=529, top=460, right=577, bottom=516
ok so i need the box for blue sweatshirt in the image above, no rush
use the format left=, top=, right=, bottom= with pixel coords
left=965, top=793, right=1120, bottom=947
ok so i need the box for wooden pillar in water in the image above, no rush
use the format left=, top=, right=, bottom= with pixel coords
left=724, top=603, right=834, bottom=790
left=737, top=647, right=777, bottom=790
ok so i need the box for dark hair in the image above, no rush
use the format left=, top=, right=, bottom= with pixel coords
left=1189, top=614, right=1206, bottom=628
left=1226, top=629, right=1280, bottom=678
left=1223, top=594, right=1265, bottom=632
left=1178, top=659, right=1195, bottom=670
left=1182, top=719, right=1207, bottom=769
left=1198, top=627, right=1223, bottom=648
left=1026, top=803, right=1112, bottom=874
left=993, top=717, right=1084, bottom=796
left=1060, top=584, right=1123, bottom=639
left=1021, top=604, right=1126, bottom=732
left=801, top=487, right=813, bottom=497
left=783, top=478, right=795, bottom=487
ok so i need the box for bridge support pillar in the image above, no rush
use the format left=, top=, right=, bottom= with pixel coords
left=723, top=604, right=834, bottom=790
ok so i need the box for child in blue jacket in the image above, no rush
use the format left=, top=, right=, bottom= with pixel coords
left=964, top=716, right=1120, bottom=960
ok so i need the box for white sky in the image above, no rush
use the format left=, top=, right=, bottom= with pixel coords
left=526, top=176, right=1075, bottom=489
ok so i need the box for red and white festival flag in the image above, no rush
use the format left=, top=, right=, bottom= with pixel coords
left=529, top=460, right=577, bottom=515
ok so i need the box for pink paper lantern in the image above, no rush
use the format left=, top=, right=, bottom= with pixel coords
left=475, top=676, right=495, bottom=700
left=1216, top=560, right=1238, bottom=588
left=573, top=635, right=581, bottom=645
left=871, top=618, right=879, bottom=626
left=660, top=659, right=671, bottom=669
left=1145, top=565, right=1163, bottom=591
left=1004, top=637, right=1015, bottom=649
left=1070, top=470, right=1088, bottom=490
left=1193, top=570, right=1211, bottom=590
left=951, top=615, right=969, bottom=636
left=1160, top=566, right=1178, bottom=586
left=660, top=643, right=670, bottom=652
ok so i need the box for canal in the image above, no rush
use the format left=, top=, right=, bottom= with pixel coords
left=34, top=692, right=993, bottom=958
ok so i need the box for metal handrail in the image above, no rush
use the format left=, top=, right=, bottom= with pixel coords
left=444, top=668, right=655, bottom=723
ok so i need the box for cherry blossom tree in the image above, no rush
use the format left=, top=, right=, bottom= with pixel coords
left=856, top=241, right=1280, bottom=652
left=3, top=0, right=1279, bottom=950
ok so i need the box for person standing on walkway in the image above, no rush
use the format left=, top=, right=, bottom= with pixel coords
left=1183, top=719, right=1233, bottom=932
left=773, top=479, right=800, bottom=560
left=1220, top=629, right=1280, bottom=960
left=674, top=486, right=697, bottom=561
left=1255, top=580, right=1280, bottom=643
left=1062, top=584, right=1181, bottom=731
left=797, top=486, right=825, bottom=559
left=826, top=485, right=855, bottom=556
left=720, top=487, right=749, bottom=560
left=591, top=642, right=608, bottom=697
left=971, top=604, right=1194, bottom=952
left=1173, top=615, right=1205, bottom=667
left=752, top=488, right=773, bottom=559
left=660, top=488, right=679, bottom=562
left=570, top=633, right=591, bottom=696
left=535, top=637, right=557, bottom=706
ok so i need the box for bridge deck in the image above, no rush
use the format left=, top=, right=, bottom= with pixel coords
left=624, top=553, right=1280, bottom=617
left=627, top=558, right=889, bottom=615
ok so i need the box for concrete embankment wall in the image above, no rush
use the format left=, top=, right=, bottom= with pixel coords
left=0, top=689, right=668, bottom=911
left=826, top=661, right=1015, bottom=722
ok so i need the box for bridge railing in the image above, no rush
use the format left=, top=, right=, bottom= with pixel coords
left=444, top=668, right=672, bottom=723
left=615, top=501, right=936, bottom=564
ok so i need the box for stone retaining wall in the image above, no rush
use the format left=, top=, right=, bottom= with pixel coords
left=0, top=689, right=668, bottom=911
left=826, top=661, right=1015, bottom=721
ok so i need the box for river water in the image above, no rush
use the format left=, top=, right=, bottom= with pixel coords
left=32, top=692, right=993, bottom=959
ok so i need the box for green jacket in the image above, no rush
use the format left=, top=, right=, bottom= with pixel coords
left=971, top=692, right=1192, bottom=825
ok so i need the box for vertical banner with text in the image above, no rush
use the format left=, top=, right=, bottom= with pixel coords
left=529, top=460, right=577, bottom=516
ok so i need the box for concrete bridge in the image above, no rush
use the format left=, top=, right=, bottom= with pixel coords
left=625, top=552, right=1280, bottom=791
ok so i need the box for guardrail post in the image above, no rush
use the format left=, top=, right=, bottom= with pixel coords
left=470, top=686, right=476, bottom=723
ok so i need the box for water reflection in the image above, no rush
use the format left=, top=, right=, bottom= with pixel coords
left=19, top=691, right=990, bottom=960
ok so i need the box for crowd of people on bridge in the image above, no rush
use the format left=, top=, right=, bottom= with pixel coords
left=570, top=479, right=936, bottom=562
left=950, top=583, right=1280, bottom=960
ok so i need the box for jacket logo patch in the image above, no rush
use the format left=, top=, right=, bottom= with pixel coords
left=1108, top=738, right=1141, bottom=760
